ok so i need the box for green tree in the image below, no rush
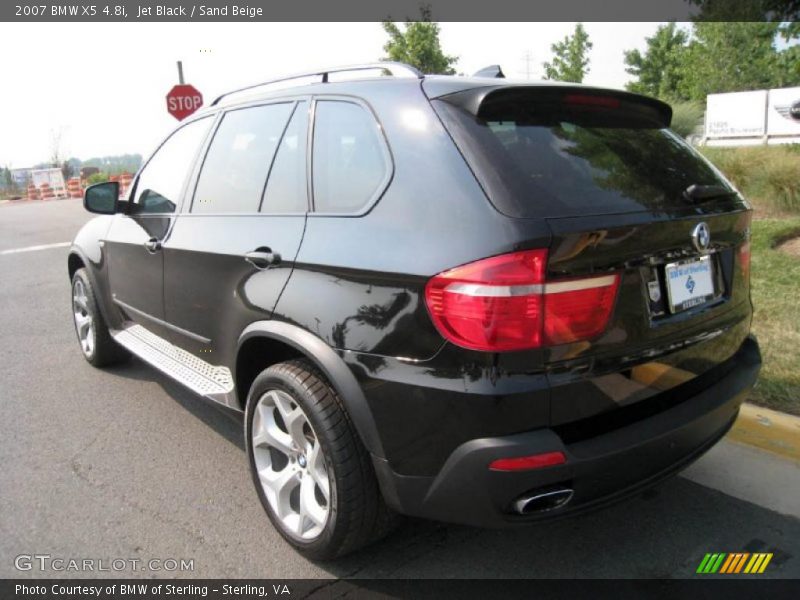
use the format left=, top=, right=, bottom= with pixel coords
left=381, top=6, right=458, bottom=75
left=624, top=23, right=689, bottom=100
left=2, top=166, right=12, bottom=188
left=688, top=0, right=799, bottom=21
left=677, top=22, right=796, bottom=101
left=86, top=172, right=109, bottom=185
left=542, top=23, right=593, bottom=83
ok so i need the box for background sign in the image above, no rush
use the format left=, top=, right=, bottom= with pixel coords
left=767, top=86, right=800, bottom=136
left=705, top=86, right=800, bottom=146
left=705, top=90, right=767, bottom=139
left=166, top=84, right=203, bottom=121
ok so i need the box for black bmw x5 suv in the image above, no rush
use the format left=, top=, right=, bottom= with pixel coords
left=69, top=62, right=761, bottom=559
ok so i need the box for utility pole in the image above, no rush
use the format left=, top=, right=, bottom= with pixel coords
left=521, top=50, right=534, bottom=80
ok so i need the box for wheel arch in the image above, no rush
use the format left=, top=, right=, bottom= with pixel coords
left=237, top=321, right=386, bottom=459
left=67, top=250, right=85, bottom=280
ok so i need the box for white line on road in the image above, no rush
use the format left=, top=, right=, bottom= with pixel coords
left=0, top=242, right=71, bottom=255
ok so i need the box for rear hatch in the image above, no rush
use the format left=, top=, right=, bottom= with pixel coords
left=429, top=83, right=753, bottom=422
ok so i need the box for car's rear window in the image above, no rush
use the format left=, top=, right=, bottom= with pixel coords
left=433, top=90, right=734, bottom=218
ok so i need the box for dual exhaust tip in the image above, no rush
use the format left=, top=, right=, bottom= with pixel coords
left=512, top=486, right=574, bottom=515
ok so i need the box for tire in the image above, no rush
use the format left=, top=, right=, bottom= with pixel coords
left=245, top=359, right=395, bottom=559
left=71, top=268, right=129, bottom=367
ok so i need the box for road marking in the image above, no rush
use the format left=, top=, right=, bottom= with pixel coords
left=0, top=241, right=71, bottom=255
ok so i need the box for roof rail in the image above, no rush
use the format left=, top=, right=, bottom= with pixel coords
left=211, top=62, right=424, bottom=106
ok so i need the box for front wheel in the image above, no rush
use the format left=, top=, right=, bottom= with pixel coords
left=245, top=359, right=394, bottom=559
left=71, top=268, right=129, bottom=367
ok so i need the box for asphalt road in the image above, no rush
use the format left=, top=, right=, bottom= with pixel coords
left=1, top=198, right=799, bottom=580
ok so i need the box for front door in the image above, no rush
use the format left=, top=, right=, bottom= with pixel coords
left=106, top=115, right=214, bottom=333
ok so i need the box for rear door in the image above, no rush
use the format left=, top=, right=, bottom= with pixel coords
left=105, top=116, right=213, bottom=336
left=162, top=99, right=309, bottom=361
left=431, top=86, right=753, bottom=418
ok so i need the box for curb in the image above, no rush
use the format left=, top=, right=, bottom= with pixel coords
left=728, top=403, right=800, bottom=462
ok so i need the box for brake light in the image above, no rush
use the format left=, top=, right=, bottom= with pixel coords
left=564, top=94, right=621, bottom=109
left=425, top=249, right=619, bottom=352
left=489, top=451, right=567, bottom=472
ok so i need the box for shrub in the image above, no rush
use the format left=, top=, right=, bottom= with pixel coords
left=86, top=172, right=109, bottom=185
left=699, top=145, right=800, bottom=214
left=669, top=101, right=704, bottom=138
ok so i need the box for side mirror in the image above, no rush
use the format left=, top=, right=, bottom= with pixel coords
left=83, top=182, right=119, bottom=215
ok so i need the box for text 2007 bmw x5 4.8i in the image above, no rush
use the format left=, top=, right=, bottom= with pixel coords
left=68, top=63, right=761, bottom=559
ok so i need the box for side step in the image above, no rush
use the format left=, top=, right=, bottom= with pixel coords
left=112, top=324, right=237, bottom=407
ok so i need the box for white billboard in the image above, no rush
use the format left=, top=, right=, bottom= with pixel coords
left=705, top=87, right=800, bottom=146
left=705, top=90, right=767, bottom=139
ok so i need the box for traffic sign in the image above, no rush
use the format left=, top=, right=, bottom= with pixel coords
left=166, top=84, right=203, bottom=121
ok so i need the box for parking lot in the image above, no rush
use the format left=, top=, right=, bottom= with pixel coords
left=1, top=198, right=799, bottom=579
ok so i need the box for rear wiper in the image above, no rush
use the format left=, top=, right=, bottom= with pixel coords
left=683, top=184, right=737, bottom=203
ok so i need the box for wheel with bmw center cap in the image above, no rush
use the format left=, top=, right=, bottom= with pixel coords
left=245, top=359, right=395, bottom=559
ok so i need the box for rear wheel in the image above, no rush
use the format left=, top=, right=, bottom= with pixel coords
left=71, top=268, right=129, bottom=367
left=245, top=359, right=394, bottom=559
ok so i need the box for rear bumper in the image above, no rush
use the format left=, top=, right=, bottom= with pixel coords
left=372, top=335, right=761, bottom=528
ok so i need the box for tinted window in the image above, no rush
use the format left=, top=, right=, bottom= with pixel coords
left=312, top=101, right=387, bottom=213
left=133, top=117, right=212, bottom=214
left=262, top=101, right=308, bottom=213
left=192, top=103, right=293, bottom=213
left=434, top=93, right=735, bottom=218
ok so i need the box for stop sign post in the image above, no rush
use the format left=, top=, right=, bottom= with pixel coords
left=166, top=84, right=203, bottom=121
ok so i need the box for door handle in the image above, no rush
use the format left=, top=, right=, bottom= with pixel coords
left=144, top=238, right=162, bottom=253
left=245, top=249, right=281, bottom=269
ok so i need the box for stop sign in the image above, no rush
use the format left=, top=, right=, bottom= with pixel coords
left=166, top=84, right=203, bottom=121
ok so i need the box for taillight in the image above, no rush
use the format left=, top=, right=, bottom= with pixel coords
left=425, top=249, right=619, bottom=352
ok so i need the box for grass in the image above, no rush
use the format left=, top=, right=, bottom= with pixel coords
left=699, top=145, right=800, bottom=215
left=697, top=144, right=800, bottom=414
left=747, top=218, right=800, bottom=415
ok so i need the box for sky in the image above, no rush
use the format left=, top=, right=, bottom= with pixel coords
left=0, top=22, right=667, bottom=168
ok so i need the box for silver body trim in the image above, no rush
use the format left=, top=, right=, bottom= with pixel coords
left=212, top=62, right=424, bottom=106
left=444, top=275, right=617, bottom=297
left=111, top=323, right=237, bottom=408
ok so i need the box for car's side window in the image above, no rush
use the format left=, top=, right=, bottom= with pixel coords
left=132, top=116, right=212, bottom=215
left=261, top=101, right=308, bottom=213
left=312, top=100, right=388, bottom=213
left=192, top=103, right=294, bottom=214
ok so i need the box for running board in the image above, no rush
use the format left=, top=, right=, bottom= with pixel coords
left=112, top=324, right=238, bottom=409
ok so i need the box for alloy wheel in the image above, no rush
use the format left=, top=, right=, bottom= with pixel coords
left=251, top=389, right=331, bottom=540
left=72, top=278, right=95, bottom=357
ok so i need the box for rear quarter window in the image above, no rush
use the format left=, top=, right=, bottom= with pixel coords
left=312, top=100, right=389, bottom=214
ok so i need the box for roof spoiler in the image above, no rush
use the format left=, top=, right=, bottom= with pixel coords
left=437, top=85, right=673, bottom=128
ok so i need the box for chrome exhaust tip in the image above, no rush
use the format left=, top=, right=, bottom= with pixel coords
left=512, top=487, right=574, bottom=514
